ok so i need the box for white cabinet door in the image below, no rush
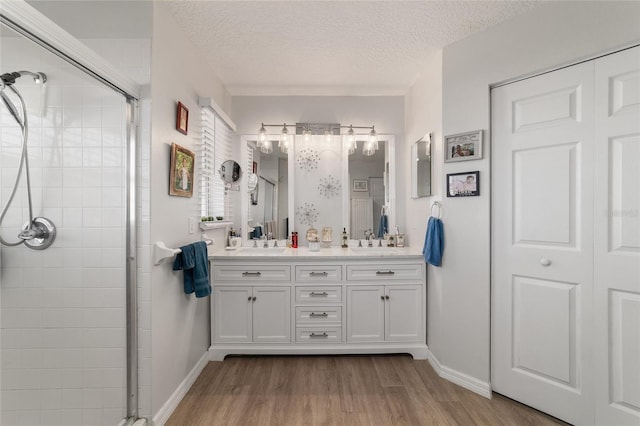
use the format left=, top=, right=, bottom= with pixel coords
left=252, top=286, right=291, bottom=343
left=385, top=285, right=422, bottom=342
left=492, top=61, right=595, bottom=425
left=213, top=286, right=252, bottom=343
left=594, top=45, right=640, bottom=426
left=347, top=286, right=385, bottom=342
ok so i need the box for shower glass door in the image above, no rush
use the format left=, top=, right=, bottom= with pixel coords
left=1, top=23, right=128, bottom=426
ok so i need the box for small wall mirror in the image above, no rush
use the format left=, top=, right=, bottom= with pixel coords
left=412, top=133, right=432, bottom=198
left=219, top=160, right=242, bottom=183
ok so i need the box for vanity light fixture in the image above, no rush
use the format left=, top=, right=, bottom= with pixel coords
left=257, top=123, right=267, bottom=148
left=256, top=122, right=381, bottom=155
left=369, top=126, right=379, bottom=150
left=302, top=126, right=312, bottom=143
left=346, top=125, right=357, bottom=154
left=279, top=124, right=290, bottom=154
left=323, top=129, right=333, bottom=144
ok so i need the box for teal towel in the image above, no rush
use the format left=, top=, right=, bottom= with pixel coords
left=377, top=214, right=388, bottom=238
left=422, top=216, right=444, bottom=266
left=173, top=241, right=211, bottom=298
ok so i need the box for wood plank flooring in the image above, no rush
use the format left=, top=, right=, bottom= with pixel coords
left=166, top=355, right=567, bottom=426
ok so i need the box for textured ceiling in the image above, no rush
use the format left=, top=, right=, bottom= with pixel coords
left=167, top=0, right=543, bottom=95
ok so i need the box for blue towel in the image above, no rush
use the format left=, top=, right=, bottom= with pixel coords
left=422, top=216, right=444, bottom=266
left=377, top=214, right=388, bottom=238
left=172, top=241, right=211, bottom=298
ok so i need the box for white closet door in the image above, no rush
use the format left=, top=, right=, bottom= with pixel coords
left=594, top=45, right=640, bottom=426
left=492, top=61, right=595, bottom=425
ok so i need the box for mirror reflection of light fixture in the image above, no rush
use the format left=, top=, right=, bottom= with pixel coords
left=363, top=140, right=376, bottom=156
left=260, top=139, right=273, bottom=154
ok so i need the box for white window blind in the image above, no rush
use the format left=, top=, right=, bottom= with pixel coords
left=200, top=108, right=233, bottom=219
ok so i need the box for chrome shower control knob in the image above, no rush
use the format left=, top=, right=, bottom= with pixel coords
left=21, top=217, right=56, bottom=250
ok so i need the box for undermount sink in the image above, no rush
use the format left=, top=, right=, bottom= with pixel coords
left=349, top=246, right=398, bottom=253
left=237, top=247, right=286, bottom=254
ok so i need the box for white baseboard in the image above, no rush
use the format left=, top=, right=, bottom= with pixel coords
left=427, top=349, right=492, bottom=398
left=152, top=351, right=209, bottom=426
left=208, top=343, right=429, bottom=361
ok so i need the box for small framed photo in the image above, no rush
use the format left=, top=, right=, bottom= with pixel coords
left=353, top=179, right=368, bottom=192
left=169, top=143, right=195, bottom=197
left=176, top=101, right=189, bottom=135
left=444, top=129, right=482, bottom=162
left=447, top=171, right=480, bottom=197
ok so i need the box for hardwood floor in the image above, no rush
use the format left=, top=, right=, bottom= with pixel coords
left=166, top=355, right=567, bottom=426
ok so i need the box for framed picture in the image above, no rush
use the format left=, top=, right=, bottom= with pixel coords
left=444, top=129, right=482, bottom=162
left=353, top=179, right=368, bottom=192
left=447, top=171, right=480, bottom=197
left=169, top=143, right=195, bottom=197
left=176, top=101, right=189, bottom=135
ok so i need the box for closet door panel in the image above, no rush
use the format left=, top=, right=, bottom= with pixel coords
left=492, top=60, right=595, bottom=426
left=594, top=45, right=640, bottom=426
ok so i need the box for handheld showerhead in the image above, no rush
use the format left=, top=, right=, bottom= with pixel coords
left=18, top=70, right=47, bottom=85
left=0, top=70, right=47, bottom=87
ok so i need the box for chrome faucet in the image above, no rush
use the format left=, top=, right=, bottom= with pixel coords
left=367, top=229, right=374, bottom=247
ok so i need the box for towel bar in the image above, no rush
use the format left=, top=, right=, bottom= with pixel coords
left=431, top=201, right=442, bottom=219
left=153, top=239, right=212, bottom=265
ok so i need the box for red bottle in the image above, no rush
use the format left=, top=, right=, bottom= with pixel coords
left=291, top=232, right=298, bottom=248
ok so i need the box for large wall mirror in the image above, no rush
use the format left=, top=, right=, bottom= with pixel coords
left=241, top=134, right=395, bottom=245
left=412, top=133, right=432, bottom=198
left=346, top=140, right=391, bottom=239
left=241, top=137, right=291, bottom=241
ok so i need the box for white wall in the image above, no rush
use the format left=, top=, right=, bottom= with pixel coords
left=404, top=51, right=443, bottom=362
left=231, top=96, right=405, bottom=232
left=150, top=3, right=231, bottom=417
left=431, top=1, right=640, bottom=386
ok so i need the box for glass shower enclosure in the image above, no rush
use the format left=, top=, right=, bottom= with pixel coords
left=1, top=20, right=135, bottom=425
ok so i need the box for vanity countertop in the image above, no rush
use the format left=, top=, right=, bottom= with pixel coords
left=209, top=246, right=423, bottom=260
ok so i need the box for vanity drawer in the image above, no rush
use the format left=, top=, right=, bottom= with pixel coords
left=296, top=327, right=342, bottom=343
left=295, top=265, right=342, bottom=282
left=295, top=286, right=342, bottom=303
left=212, top=265, right=291, bottom=282
left=295, top=306, right=342, bottom=324
left=346, top=264, right=423, bottom=281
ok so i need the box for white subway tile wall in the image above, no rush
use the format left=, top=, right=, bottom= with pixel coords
left=0, top=35, right=151, bottom=425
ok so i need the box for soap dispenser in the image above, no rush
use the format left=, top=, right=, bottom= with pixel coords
left=341, top=228, right=348, bottom=248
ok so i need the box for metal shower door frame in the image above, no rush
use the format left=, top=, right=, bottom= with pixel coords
left=1, top=3, right=142, bottom=421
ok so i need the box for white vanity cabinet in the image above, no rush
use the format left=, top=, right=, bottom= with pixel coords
left=345, top=264, right=423, bottom=343
left=209, top=249, right=427, bottom=361
left=346, top=284, right=422, bottom=342
left=212, top=265, right=291, bottom=345
left=213, top=286, right=291, bottom=343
